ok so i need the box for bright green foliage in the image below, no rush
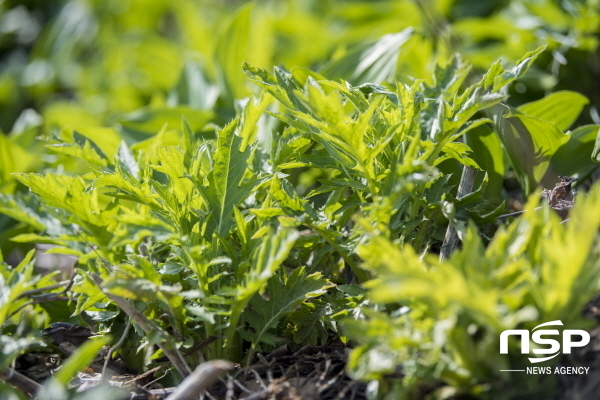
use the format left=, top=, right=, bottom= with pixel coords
left=1, top=42, right=595, bottom=393
left=1, top=1, right=600, bottom=398
left=242, top=51, right=542, bottom=257
left=346, top=186, right=600, bottom=398
left=0, top=251, right=66, bottom=377
left=493, top=88, right=595, bottom=193
left=321, top=29, right=414, bottom=85
left=194, top=120, right=255, bottom=238
left=243, top=267, right=333, bottom=360
left=501, top=114, right=568, bottom=193
left=517, top=91, right=589, bottom=131
left=0, top=251, right=40, bottom=329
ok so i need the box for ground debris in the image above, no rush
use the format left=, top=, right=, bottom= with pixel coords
left=541, top=175, right=576, bottom=219
left=208, top=342, right=367, bottom=400
left=8, top=340, right=364, bottom=400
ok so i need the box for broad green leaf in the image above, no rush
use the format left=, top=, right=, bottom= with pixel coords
left=518, top=90, right=589, bottom=131
left=464, top=124, right=506, bottom=198
left=552, top=124, right=599, bottom=178
left=286, top=302, right=329, bottom=346
left=321, top=28, right=413, bottom=85
left=500, top=114, right=568, bottom=193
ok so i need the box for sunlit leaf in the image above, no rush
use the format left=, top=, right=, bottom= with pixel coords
left=321, top=28, right=414, bottom=85
left=518, top=90, right=589, bottom=131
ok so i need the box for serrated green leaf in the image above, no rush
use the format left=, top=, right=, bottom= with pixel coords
left=243, top=63, right=296, bottom=109
left=269, top=176, right=318, bottom=219
left=73, top=130, right=109, bottom=159
left=287, top=302, right=329, bottom=346
left=437, top=142, right=481, bottom=170
left=246, top=266, right=332, bottom=351
left=0, top=194, right=45, bottom=231
left=489, top=46, right=546, bottom=92
left=151, top=146, right=193, bottom=203
left=169, top=61, right=219, bottom=111
left=199, top=120, right=253, bottom=238
left=426, top=55, right=472, bottom=99
left=238, top=94, right=269, bottom=152
left=0, top=134, right=38, bottom=194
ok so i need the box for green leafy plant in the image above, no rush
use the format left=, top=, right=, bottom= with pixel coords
left=1, top=2, right=600, bottom=398
left=0, top=42, right=552, bottom=381
left=345, top=185, right=600, bottom=399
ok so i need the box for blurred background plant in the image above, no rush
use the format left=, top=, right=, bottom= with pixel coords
left=1, top=0, right=598, bottom=133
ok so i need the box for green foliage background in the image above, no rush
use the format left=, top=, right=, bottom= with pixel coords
left=1, top=0, right=600, bottom=399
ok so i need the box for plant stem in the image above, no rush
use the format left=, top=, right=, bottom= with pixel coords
left=439, top=166, right=477, bottom=260
left=91, top=273, right=192, bottom=378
